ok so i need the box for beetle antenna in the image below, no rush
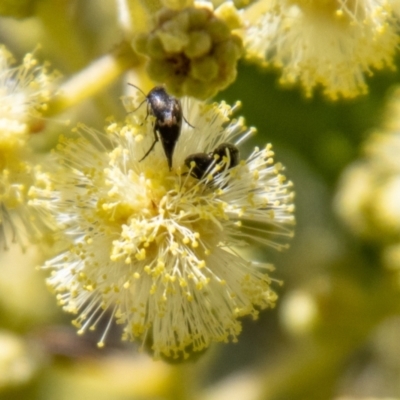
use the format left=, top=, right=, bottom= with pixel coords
left=128, top=83, right=147, bottom=97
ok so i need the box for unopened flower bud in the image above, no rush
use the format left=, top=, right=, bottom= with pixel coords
left=133, top=5, right=243, bottom=99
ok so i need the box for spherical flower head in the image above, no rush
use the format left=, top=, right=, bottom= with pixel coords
left=335, top=130, right=400, bottom=282
left=242, top=0, right=399, bottom=99
left=336, top=131, right=400, bottom=241
left=30, top=97, right=295, bottom=360
left=0, top=330, right=40, bottom=389
left=0, top=46, right=55, bottom=149
left=336, top=85, right=400, bottom=279
left=0, top=46, right=57, bottom=247
left=133, top=3, right=243, bottom=99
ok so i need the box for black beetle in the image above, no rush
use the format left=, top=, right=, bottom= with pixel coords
left=185, top=142, right=240, bottom=180
left=128, top=84, right=186, bottom=170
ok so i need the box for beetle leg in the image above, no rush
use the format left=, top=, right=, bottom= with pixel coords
left=139, top=126, right=159, bottom=162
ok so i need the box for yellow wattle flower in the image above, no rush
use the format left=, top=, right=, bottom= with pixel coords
left=30, top=96, right=295, bottom=360
left=0, top=46, right=56, bottom=248
left=243, top=0, right=398, bottom=99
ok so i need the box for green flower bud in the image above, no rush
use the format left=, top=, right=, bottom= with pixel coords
left=214, top=2, right=242, bottom=30
left=164, top=74, right=186, bottom=97
left=147, top=59, right=177, bottom=81
left=183, top=77, right=211, bottom=99
left=133, top=4, right=244, bottom=99
left=184, top=31, right=212, bottom=58
left=147, top=35, right=168, bottom=59
left=191, top=56, right=219, bottom=81
left=134, top=33, right=149, bottom=55
left=187, top=7, right=210, bottom=29
left=215, top=38, right=243, bottom=66
left=157, top=30, right=188, bottom=53
left=156, top=7, right=177, bottom=25
left=206, top=18, right=231, bottom=41
left=162, top=8, right=190, bottom=31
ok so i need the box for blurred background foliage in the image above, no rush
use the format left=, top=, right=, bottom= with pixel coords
left=1, top=1, right=400, bottom=400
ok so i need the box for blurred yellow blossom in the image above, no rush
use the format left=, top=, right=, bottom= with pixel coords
left=336, top=132, right=400, bottom=242
left=0, top=330, right=41, bottom=390
left=242, top=0, right=399, bottom=99
left=336, top=87, right=400, bottom=274
left=0, top=45, right=56, bottom=247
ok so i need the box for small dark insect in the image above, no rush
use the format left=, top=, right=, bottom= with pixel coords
left=128, top=84, right=188, bottom=170
left=185, top=142, right=240, bottom=180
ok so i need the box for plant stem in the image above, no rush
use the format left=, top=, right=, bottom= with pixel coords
left=46, top=42, right=142, bottom=116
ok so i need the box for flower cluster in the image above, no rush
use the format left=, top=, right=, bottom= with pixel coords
left=242, top=0, right=399, bottom=99
left=0, top=46, right=56, bottom=248
left=128, top=0, right=400, bottom=100
left=30, top=96, right=295, bottom=359
left=335, top=87, right=400, bottom=273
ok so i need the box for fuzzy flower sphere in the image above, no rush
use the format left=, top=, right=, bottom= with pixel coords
left=243, top=0, right=399, bottom=99
left=335, top=87, right=400, bottom=242
left=30, top=96, right=295, bottom=359
left=336, top=131, right=400, bottom=241
left=335, top=87, right=400, bottom=276
left=0, top=46, right=55, bottom=247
